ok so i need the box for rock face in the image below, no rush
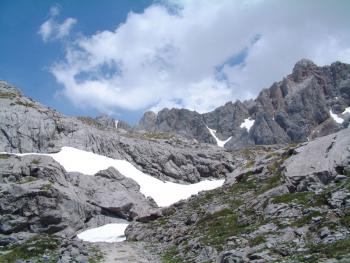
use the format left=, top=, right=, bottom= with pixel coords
left=126, top=128, right=350, bottom=262
left=0, top=81, right=235, bottom=183
left=136, top=60, right=350, bottom=149
left=0, top=154, right=155, bottom=242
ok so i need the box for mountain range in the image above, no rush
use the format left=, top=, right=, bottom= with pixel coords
left=0, top=59, right=350, bottom=262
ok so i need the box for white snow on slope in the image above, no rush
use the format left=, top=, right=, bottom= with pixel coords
left=13, top=147, right=224, bottom=243
left=114, top=120, right=119, bottom=129
left=77, top=223, right=129, bottom=243
left=207, top=127, right=232, bottom=147
left=15, top=147, right=224, bottom=207
left=240, top=118, right=255, bottom=132
left=330, top=110, right=344, bottom=124
left=342, top=107, right=350, bottom=115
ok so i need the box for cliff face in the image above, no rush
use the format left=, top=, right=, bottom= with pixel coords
left=137, top=60, right=350, bottom=149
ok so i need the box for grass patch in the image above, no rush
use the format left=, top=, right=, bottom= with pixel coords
left=245, top=160, right=255, bottom=168
left=31, top=158, right=41, bottom=165
left=272, top=192, right=313, bottom=205
left=88, top=246, right=104, bottom=263
left=249, top=234, right=266, bottom=246
left=292, top=211, right=322, bottom=227
left=142, top=132, right=173, bottom=140
left=41, top=182, right=53, bottom=191
left=0, top=235, right=61, bottom=263
left=19, top=176, right=37, bottom=184
left=77, top=116, right=103, bottom=129
left=256, top=172, right=282, bottom=195
left=15, top=100, right=35, bottom=107
left=0, top=92, right=17, bottom=99
left=308, top=237, right=350, bottom=258
left=196, top=208, right=253, bottom=251
left=162, top=245, right=183, bottom=263
left=0, top=153, right=10, bottom=159
left=340, top=215, right=350, bottom=228
left=265, top=152, right=280, bottom=159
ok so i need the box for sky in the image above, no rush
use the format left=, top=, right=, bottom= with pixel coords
left=1, top=0, right=350, bottom=124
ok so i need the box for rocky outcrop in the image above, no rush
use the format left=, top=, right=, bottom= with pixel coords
left=126, top=128, right=350, bottom=262
left=136, top=60, right=350, bottom=149
left=0, top=154, right=155, bottom=242
left=0, top=81, right=236, bottom=183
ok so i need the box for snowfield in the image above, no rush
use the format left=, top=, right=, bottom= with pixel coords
left=207, top=126, right=232, bottom=147
left=240, top=118, right=255, bottom=132
left=12, top=147, right=224, bottom=243
left=77, top=223, right=129, bottom=243
left=330, top=110, right=344, bottom=124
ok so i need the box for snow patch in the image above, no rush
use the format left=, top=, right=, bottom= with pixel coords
left=77, top=223, right=129, bottom=243
left=11, top=147, right=225, bottom=243
left=14, top=147, right=224, bottom=207
left=206, top=126, right=232, bottom=147
left=330, top=110, right=344, bottom=124
left=342, top=107, right=350, bottom=115
left=114, top=120, right=119, bottom=129
left=240, top=118, right=255, bottom=132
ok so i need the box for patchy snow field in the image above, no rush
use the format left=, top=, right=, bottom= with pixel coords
left=207, top=126, right=232, bottom=147
left=13, top=147, right=224, bottom=243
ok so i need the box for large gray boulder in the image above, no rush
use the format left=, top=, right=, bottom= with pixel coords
left=283, top=128, right=350, bottom=191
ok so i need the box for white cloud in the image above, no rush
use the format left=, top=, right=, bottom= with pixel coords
left=38, top=5, right=77, bottom=42
left=51, top=0, right=350, bottom=114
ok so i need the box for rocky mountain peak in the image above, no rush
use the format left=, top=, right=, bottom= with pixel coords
left=0, top=80, right=22, bottom=97
left=291, top=58, right=317, bottom=82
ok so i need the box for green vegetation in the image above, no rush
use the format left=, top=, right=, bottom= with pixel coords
left=15, top=99, right=35, bottom=107
left=257, top=172, right=282, bottom=194
left=77, top=116, right=103, bottom=129
left=162, top=246, right=184, bottom=263
left=0, top=235, right=61, bottom=263
left=196, top=208, right=253, bottom=250
left=41, top=182, right=53, bottom=191
left=0, top=92, right=17, bottom=99
left=340, top=215, right=350, bottom=228
left=244, top=159, right=255, bottom=168
left=249, top=234, right=266, bottom=246
left=272, top=191, right=313, bottom=205
left=308, top=237, right=350, bottom=258
left=142, top=132, right=174, bottom=140
left=265, top=152, right=280, bottom=159
left=292, top=211, right=322, bottom=227
left=0, top=153, right=10, bottom=159
left=31, top=158, right=41, bottom=165
left=88, top=247, right=104, bottom=263
left=19, top=176, right=37, bottom=184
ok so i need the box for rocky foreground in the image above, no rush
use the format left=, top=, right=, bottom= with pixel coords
left=127, top=129, right=350, bottom=262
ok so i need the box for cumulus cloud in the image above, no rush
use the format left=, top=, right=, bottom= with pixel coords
left=38, top=5, right=77, bottom=42
left=51, top=0, right=350, bottom=114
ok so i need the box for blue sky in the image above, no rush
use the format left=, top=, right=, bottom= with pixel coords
left=0, top=0, right=152, bottom=123
left=1, top=1, right=350, bottom=124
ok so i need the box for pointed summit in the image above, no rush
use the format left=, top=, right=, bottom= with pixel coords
left=292, top=59, right=317, bottom=82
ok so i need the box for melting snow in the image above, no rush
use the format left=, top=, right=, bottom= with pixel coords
left=330, top=110, right=344, bottom=124
left=206, top=127, right=232, bottom=147
left=16, top=147, right=224, bottom=207
left=13, top=147, right=224, bottom=243
left=77, top=223, right=129, bottom=243
left=342, top=107, right=350, bottom=115
left=240, top=118, right=255, bottom=132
